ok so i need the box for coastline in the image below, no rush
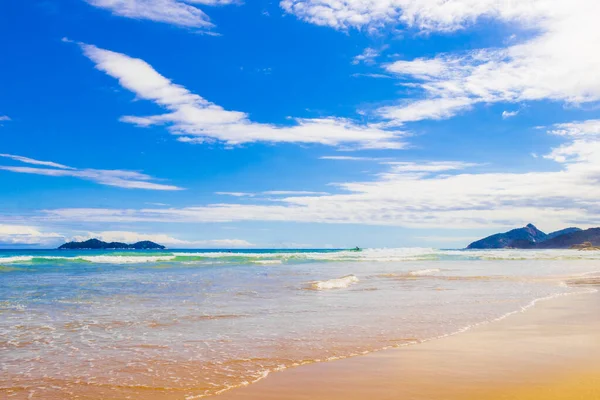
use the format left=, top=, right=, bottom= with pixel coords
left=218, top=286, right=600, bottom=400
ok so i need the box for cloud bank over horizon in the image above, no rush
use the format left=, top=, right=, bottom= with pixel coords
left=28, top=119, right=600, bottom=232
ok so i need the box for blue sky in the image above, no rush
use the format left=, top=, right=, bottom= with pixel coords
left=2, top=0, right=600, bottom=248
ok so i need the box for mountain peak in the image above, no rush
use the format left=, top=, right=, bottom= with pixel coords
left=467, top=224, right=547, bottom=249
left=465, top=224, right=600, bottom=249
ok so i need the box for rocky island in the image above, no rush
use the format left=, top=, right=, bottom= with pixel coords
left=58, top=238, right=165, bottom=250
left=467, top=224, right=600, bottom=250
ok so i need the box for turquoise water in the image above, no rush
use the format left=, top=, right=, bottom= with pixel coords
left=1, top=248, right=599, bottom=399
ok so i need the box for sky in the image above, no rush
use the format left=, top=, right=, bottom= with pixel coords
left=2, top=0, right=600, bottom=249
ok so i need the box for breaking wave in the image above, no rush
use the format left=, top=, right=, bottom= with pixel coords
left=408, top=268, right=441, bottom=276
left=310, top=275, right=359, bottom=290
left=2, top=248, right=600, bottom=266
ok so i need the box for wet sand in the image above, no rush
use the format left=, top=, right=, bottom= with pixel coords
left=219, top=288, right=600, bottom=400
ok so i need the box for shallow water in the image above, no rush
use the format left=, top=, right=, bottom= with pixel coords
left=1, top=248, right=599, bottom=399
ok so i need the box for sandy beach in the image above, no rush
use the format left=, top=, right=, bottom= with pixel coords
left=3, top=253, right=600, bottom=400
left=219, top=288, right=600, bottom=400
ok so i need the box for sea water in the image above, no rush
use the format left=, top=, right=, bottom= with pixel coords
left=1, top=248, right=599, bottom=399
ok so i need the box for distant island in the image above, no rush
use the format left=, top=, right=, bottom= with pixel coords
left=58, top=238, right=165, bottom=250
left=467, top=224, right=600, bottom=249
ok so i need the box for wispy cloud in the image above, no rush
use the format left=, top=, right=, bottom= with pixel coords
left=415, top=235, right=478, bottom=244
left=0, top=116, right=10, bottom=121
left=320, top=155, right=389, bottom=161
left=352, top=47, right=383, bottom=65
left=502, top=110, right=519, bottom=119
left=84, top=0, right=237, bottom=30
left=217, top=190, right=329, bottom=197
left=0, top=154, right=183, bottom=190
left=351, top=73, right=392, bottom=79
left=0, top=224, right=63, bottom=246
left=263, top=191, right=329, bottom=196
left=283, top=1, right=600, bottom=126
left=382, top=161, right=479, bottom=173
left=71, top=230, right=253, bottom=248
left=377, top=1, right=600, bottom=124
left=377, top=97, right=473, bottom=125
left=216, top=192, right=255, bottom=197
left=39, top=119, right=600, bottom=230
left=0, top=154, right=74, bottom=169
left=79, top=43, right=406, bottom=149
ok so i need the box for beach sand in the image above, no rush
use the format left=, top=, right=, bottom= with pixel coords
left=219, top=288, right=600, bottom=400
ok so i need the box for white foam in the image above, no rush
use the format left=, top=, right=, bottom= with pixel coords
left=310, top=275, right=359, bottom=290
left=0, top=256, right=34, bottom=263
left=0, top=255, right=177, bottom=264
left=78, top=255, right=177, bottom=264
left=5, top=247, right=600, bottom=266
left=407, top=268, right=441, bottom=276
left=252, top=260, right=283, bottom=265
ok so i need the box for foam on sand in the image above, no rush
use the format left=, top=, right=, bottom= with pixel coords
left=408, top=268, right=441, bottom=276
left=310, top=275, right=359, bottom=290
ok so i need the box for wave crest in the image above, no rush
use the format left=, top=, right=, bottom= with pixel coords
left=408, top=268, right=441, bottom=276
left=4, top=248, right=600, bottom=266
left=310, top=275, right=359, bottom=290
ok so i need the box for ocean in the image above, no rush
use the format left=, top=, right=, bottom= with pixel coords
left=1, top=248, right=599, bottom=399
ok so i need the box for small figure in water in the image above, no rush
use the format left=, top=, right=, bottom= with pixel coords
left=352, top=246, right=361, bottom=251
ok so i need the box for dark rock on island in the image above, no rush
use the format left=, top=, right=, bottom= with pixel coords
left=570, top=242, right=600, bottom=251
left=467, top=224, right=549, bottom=249
left=536, top=228, right=600, bottom=249
left=544, top=227, right=582, bottom=240
left=466, top=224, right=600, bottom=249
left=58, top=238, right=165, bottom=250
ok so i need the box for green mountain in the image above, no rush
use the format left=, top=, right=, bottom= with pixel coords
left=58, top=238, right=165, bottom=250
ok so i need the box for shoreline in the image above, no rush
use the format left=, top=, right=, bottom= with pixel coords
left=217, top=286, right=600, bottom=400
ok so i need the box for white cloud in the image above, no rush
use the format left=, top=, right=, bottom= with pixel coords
left=385, top=57, right=449, bottom=78
left=195, top=238, right=254, bottom=247
left=377, top=0, right=600, bottom=124
left=0, top=154, right=74, bottom=170
left=415, top=236, right=478, bottom=243
left=216, top=192, right=255, bottom=197
left=263, top=191, right=329, bottom=196
left=216, top=190, right=329, bottom=196
left=382, top=161, right=479, bottom=173
left=84, top=0, right=237, bottom=29
left=0, top=116, right=10, bottom=121
left=280, top=0, right=552, bottom=32
left=0, top=224, right=63, bottom=246
left=351, top=73, right=392, bottom=79
left=549, top=120, right=600, bottom=137
left=282, top=1, right=600, bottom=125
left=544, top=119, right=600, bottom=164
left=502, top=110, right=519, bottom=119
left=80, top=43, right=406, bottom=149
left=71, top=230, right=253, bottom=248
left=378, top=97, right=473, bottom=125
left=352, top=47, right=381, bottom=65
left=320, top=155, right=388, bottom=161
left=0, top=225, right=253, bottom=248
left=0, top=153, right=182, bottom=191
left=38, top=119, right=600, bottom=231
